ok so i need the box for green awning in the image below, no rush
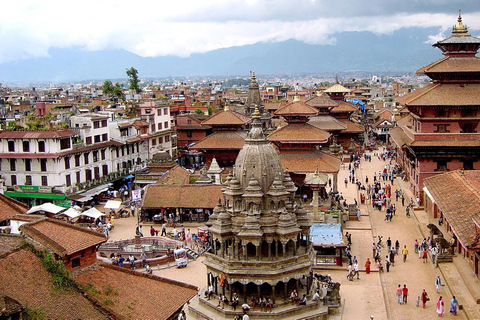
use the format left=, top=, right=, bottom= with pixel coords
left=5, top=191, right=66, bottom=200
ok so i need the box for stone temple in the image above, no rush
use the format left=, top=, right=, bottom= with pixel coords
left=190, top=107, right=335, bottom=319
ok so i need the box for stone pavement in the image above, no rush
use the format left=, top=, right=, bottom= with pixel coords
left=105, top=149, right=480, bottom=319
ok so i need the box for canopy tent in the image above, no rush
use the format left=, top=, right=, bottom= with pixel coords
left=58, top=207, right=82, bottom=219
left=104, top=200, right=122, bottom=210
left=81, top=207, right=105, bottom=219
left=26, top=202, right=66, bottom=214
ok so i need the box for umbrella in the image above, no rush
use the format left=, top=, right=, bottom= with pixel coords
left=81, top=207, right=105, bottom=219
left=59, top=207, right=81, bottom=219
left=27, top=202, right=66, bottom=214
left=104, top=200, right=122, bottom=209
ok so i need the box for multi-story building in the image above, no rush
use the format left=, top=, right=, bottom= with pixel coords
left=138, top=100, right=174, bottom=158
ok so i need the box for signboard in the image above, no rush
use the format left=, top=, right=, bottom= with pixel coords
left=14, top=185, right=52, bottom=193
left=132, top=189, right=142, bottom=201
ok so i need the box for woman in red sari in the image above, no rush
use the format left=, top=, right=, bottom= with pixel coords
left=365, top=258, right=371, bottom=274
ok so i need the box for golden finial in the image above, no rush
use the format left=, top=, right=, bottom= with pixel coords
left=252, top=105, right=261, bottom=119
left=251, top=71, right=256, bottom=81
left=452, top=8, right=469, bottom=36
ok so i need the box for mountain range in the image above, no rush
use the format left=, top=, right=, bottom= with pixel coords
left=0, top=26, right=447, bottom=84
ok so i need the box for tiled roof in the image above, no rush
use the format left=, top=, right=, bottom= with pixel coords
left=274, top=101, right=319, bottom=116
left=0, top=248, right=109, bottom=319
left=201, top=110, right=251, bottom=126
left=0, top=130, right=76, bottom=139
left=397, top=82, right=480, bottom=106
left=268, top=124, right=330, bottom=143
left=156, top=165, right=191, bottom=185
left=143, top=184, right=224, bottom=209
left=133, top=119, right=150, bottom=129
left=264, top=101, right=285, bottom=111
left=324, top=84, right=350, bottom=93
left=0, top=194, right=28, bottom=222
left=279, top=151, right=340, bottom=174
left=338, top=120, right=364, bottom=133
left=0, top=234, right=24, bottom=255
left=191, top=131, right=246, bottom=150
left=19, top=218, right=107, bottom=257
left=75, top=263, right=198, bottom=320
left=308, top=116, right=347, bottom=131
left=330, top=102, right=357, bottom=113
left=305, top=94, right=338, bottom=108
left=423, top=170, right=480, bottom=248
left=416, top=56, right=480, bottom=74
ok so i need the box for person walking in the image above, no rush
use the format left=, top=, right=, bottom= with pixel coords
left=402, top=284, right=409, bottom=304
left=402, top=245, right=408, bottom=262
left=395, top=240, right=400, bottom=255
left=365, top=258, right=371, bottom=274
left=421, top=289, right=429, bottom=308
left=385, top=255, right=391, bottom=272
left=423, top=248, right=429, bottom=263
left=354, top=261, right=360, bottom=279
left=396, top=284, right=403, bottom=304
left=437, top=296, right=444, bottom=316
left=450, top=296, right=458, bottom=315
left=435, top=276, right=442, bottom=293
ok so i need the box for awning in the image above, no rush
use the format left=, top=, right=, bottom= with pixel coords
left=27, top=202, right=66, bottom=214
left=78, top=183, right=113, bottom=198
left=104, top=200, right=122, bottom=209
left=58, top=207, right=81, bottom=219
left=81, top=207, right=105, bottom=219
left=5, top=192, right=66, bottom=200
left=123, top=175, right=135, bottom=180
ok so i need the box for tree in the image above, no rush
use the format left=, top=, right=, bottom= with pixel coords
left=113, top=82, right=124, bottom=99
left=102, top=80, right=114, bottom=96
left=194, top=108, right=204, bottom=115
left=126, top=67, right=141, bottom=94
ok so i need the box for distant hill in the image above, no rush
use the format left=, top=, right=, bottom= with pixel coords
left=0, top=27, right=445, bottom=84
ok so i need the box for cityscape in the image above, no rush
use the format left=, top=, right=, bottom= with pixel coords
left=1, top=5, right=480, bottom=320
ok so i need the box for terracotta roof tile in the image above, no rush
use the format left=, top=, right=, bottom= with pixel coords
left=0, top=130, right=75, bottom=139
left=423, top=170, right=480, bottom=248
left=0, top=194, right=28, bottom=222
left=416, top=56, right=480, bottom=74
left=156, top=165, right=191, bottom=185
left=75, top=264, right=198, bottom=320
left=397, top=83, right=480, bottom=106
left=201, top=110, right=251, bottom=126
left=0, top=248, right=109, bottom=319
left=268, top=124, right=330, bottom=143
left=19, top=218, right=107, bottom=257
left=143, top=184, right=223, bottom=209
left=330, top=102, right=357, bottom=113
left=305, top=94, right=338, bottom=108
left=308, top=116, right=347, bottom=131
left=0, top=234, right=24, bottom=255
left=274, top=101, right=319, bottom=116
left=338, top=120, right=364, bottom=133
left=191, top=131, right=246, bottom=150
left=279, top=151, right=340, bottom=174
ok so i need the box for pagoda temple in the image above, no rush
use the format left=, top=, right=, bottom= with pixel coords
left=390, top=10, right=480, bottom=201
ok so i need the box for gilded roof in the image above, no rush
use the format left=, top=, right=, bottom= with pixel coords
left=142, top=184, right=224, bottom=208
left=75, top=264, right=198, bottom=320
left=201, top=110, right=251, bottom=126
left=423, top=170, right=480, bottom=248
left=397, top=83, right=480, bottom=106
left=268, top=123, right=330, bottom=143
left=19, top=218, right=107, bottom=257
left=279, top=151, right=340, bottom=174
left=191, top=131, right=246, bottom=150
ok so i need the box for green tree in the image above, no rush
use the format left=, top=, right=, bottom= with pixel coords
left=126, top=67, right=141, bottom=94
left=113, top=82, right=124, bottom=99
left=102, top=80, right=114, bottom=96
left=194, top=108, right=204, bottom=115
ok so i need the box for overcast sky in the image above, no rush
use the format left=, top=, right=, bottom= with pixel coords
left=1, top=0, right=479, bottom=64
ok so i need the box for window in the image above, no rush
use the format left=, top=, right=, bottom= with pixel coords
left=164, top=108, right=168, bottom=115
left=85, top=169, right=92, bottom=181
left=121, top=147, right=125, bottom=157
left=102, top=133, right=108, bottom=141
left=40, top=159, right=47, bottom=171
left=164, top=121, right=169, bottom=129
left=435, top=161, right=448, bottom=172
left=41, top=176, right=48, bottom=186
left=38, top=141, right=45, bottom=152
left=72, top=257, right=80, bottom=269
left=75, top=155, right=81, bottom=167
left=436, top=109, right=447, bottom=117
left=158, top=137, right=163, bottom=144
left=187, top=120, right=192, bottom=125
left=116, top=148, right=120, bottom=158
left=157, top=109, right=162, bottom=116
left=84, top=153, right=89, bottom=165
left=8, top=141, right=14, bottom=152
left=93, top=151, right=99, bottom=162
left=157, top=123, right=163, bottom=130
left=102, top=164, right=108, bottom=176
left=120, top=128, right=128, bottom=137
left=459, top=122, right=478, bottom=133
left=151, top=124, right=155, bottom=132
left=94, top=135, right=101, bottom=143
left=101, top=150, right=106, bottom=160
left=60, top=138, right=71, bottom=150
left=25, top=159, right=31, bottom=172
left=145, top=109, right=151, bottom=114
left=152, top=139, right=157, bottom=146
left=64, top=157, right=70, bottom=170
left=23, top=141, right=30, bottom=152
left=165, top=135, right=170, bottom=142
left=11, top=175, right=17, bottom=186
left=94, top=167, right=100, bottom=179
left=93, top=121, right=100, bottom=129
left=463, top=160, right=474, bottom=170
left=434, top=124, right=449, bottom=133
left=66, top=174, right=71, bottom=187
left=76, top=171, right=81, bottom=184
left=10, top=159, right=16, bottom=171
left=187, top=130, right=192, bottom=138
left=102, top=120, right=107, bottom=127
left=86, top=137, right=92, bottom=145
left=25, top=175, right=32, bottom=185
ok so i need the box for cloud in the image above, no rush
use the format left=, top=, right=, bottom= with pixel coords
left=0, top=0, right=479, bottom=64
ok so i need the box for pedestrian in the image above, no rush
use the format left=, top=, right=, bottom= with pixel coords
left=396, top=284, right=403, bottom=304
left=347, top=263, right=353, bottom=281
left=402, top=284, right=409, bottom=304
left=150, top=226, right=155, bottom=237
left=354, top=261, right=360, bottom=279
left=423, top=249, right=428, bottom=263
left=402, top=245, right=408, bottom=262
left=372, top=242, right=377, bottom=258
left=416, top=296, right=421, bottom=307
left=161, top=222, right=167, bottom=236
left=435, top=276, right=442, bottom=293
left=395, top=240, right=400, bottom=255
left=178, top=310, right=186, bottom=320
left=450, top=295, right=458, bottom=315
left=365, top=258, right=371, bottom=274
left=414, top=239, right=419, bottom=253
left=140, top=251, right=147, bottom=267
left=344, top=178, right=348, bottom=188
left=389, top=248, right=395, bottom=266
left=386, top=237, right=392, bottom=250
left=421, top=289, right=429, bottom=308
left=436, top=296, right=444, bottom=316
left=385, top=255, right=390, bottom=272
